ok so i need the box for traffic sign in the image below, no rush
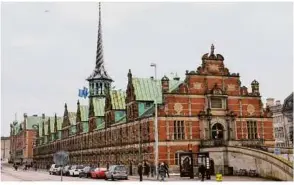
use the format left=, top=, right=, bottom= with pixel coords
left=53, top=151, right=69, bottom=166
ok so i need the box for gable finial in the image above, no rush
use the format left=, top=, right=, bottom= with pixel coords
left=210, top=44, right=215, bottom=55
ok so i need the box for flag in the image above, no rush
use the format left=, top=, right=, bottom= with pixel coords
left=78, top=87, right=89, bottom=99
left=78, top=89, right=84, bottom=97
left=82, top=87, right=88, bottom=98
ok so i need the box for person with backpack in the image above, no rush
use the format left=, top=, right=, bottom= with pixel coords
left=138, top=163, right=143, bottom=182
left=158, top=162, right=166, bottom=181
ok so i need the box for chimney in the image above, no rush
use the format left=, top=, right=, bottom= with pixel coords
left=266, top=98, right=274, bottom=107
left=161, top=76, right=169, bottom=93
left=275, top=100, right=281, bottom=106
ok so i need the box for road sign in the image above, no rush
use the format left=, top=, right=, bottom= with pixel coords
left=53, top=151, right=69, bottom=166
left=274, top=148, right=281, bottom=155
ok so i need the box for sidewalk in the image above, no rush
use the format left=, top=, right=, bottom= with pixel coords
left=129, top=175, right=203, bottom=181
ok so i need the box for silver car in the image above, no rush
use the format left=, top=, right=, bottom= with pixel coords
left=105, top=165, right=128, bottom=180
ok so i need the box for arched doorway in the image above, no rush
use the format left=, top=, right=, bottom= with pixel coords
left=211, top=123, right=224, bottom=139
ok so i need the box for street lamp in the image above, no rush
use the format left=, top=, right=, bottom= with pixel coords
left=150, top=62, right=158, bottom=178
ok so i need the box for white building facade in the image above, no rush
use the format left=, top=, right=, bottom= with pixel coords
left=268, top=94, right=293, bottom=148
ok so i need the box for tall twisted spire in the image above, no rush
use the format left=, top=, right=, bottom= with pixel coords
left=87, top=2, right=112, bottom=81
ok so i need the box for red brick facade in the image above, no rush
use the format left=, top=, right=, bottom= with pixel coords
left=33, top=46, right=274, bottom=171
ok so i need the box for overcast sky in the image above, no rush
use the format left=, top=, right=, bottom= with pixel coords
left=1, top=2, right=293, bottom=136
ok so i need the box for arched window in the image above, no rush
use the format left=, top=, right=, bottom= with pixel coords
left=175, top=150, right=184, bottom=165
left=212, top=123, right=224, bottom=139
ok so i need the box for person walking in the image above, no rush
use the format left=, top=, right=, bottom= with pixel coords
left=199, top=164, right=206, bottom=181
left=150, top=163, right=155, bottom=177
left=158, top=162, right=166, bottom=181
left=164, top=162, right=170, bottom=178
left=138, top=163, right=143, bottom=182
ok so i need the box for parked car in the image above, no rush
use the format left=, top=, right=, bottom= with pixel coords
left=105, top=165, right=128, bottom=180
left=69, top=165, right=84, bottom=177
left=63, top=165, right=72, bottom=176
left=49, top=164, right=62, bottom=175
left=79, top=166, right=95, bottom=178
left=90, top=167, right=107, bottom=179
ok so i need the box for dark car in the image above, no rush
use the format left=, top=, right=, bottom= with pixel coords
left=79, top=166, right=95, bottom=178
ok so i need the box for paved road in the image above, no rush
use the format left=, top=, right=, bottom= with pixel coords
left=1, top=165, right=269, bottom=181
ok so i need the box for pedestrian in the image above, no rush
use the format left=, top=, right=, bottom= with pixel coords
left=150, top=162, right=155, bottom=177
left=158, top=162, right=166, bottom=181
left=164, top=162, right=170, bottom=178
left=199, top=164, right=206, bottom=181
left=138, top=163, right=143, bottom=182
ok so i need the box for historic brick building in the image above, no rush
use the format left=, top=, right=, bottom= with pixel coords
left=33, top=3, right=274, bottom=171
left=10, top=114, right=41, bottom=164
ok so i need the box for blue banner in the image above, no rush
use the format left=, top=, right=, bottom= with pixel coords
left=78, top=87, right=88, bottom=99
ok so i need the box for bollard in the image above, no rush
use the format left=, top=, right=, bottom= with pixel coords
left=216, top=173, right=222, bottom=182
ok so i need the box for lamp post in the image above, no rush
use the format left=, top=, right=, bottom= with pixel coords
left=150, top=62, right=158, bottom=178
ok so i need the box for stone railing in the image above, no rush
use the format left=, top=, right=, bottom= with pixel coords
left=200, top=139, right=267, bottom=151
left=200, top=139, right=228, bottom=147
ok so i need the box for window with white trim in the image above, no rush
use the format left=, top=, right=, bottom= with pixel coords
left=247, top=121, right=257, bottom=139
left=174, top=120, right=185, bottom=140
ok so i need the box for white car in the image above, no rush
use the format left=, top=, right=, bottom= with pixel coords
left=69, top=165, right=84, bottom=177
left=105, top=165, right=128, bottom=180
left=49, top=164, right=62, bottom=175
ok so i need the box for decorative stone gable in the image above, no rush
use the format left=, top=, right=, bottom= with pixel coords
left=247, top=104, right=255, bottom=116
left=227, top=84, right=236, bottom=91
left=126, top=69, right=136, bottom=103
left=62, top=103, right=70, bottom=128
left=174, top=103, right=183, bottom=115
left=193, top=82, right=203, bottom=90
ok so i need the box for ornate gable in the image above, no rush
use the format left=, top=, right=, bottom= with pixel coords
left=126, top=69, right=136, bottom=104
left=62, top=103, right=70, bottom=128
left=210, top=83, right=225, bottom=95
left=54, top=114, right=57, bottom=133
left=195, top=44, right=233, bottom=76
left=105, top=89, right=112, bottom=111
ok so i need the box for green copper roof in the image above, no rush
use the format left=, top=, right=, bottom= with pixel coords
left=133, top=78, right=162, bottom=103
left=169, top=79, right=183, bottom=92
left=93, top=98, right=105, bottom=116
left=26, top=116, right=42, bottom=130
left=44, top=118, right=49, bottom=136
left=111, top=90, right=126, bottom=110
left=132, top=77, right=183, bottom=104
left=80, top=105, right=89, bottom=121
left=49, top=116, right=55, bottom=133
left=38, top=121, right=43, bottom=137
left=57, top=117, right=63, bottom=130
left=68, top=112, right=77, bottom=125
left=13, top=123, right=21, bottom=135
